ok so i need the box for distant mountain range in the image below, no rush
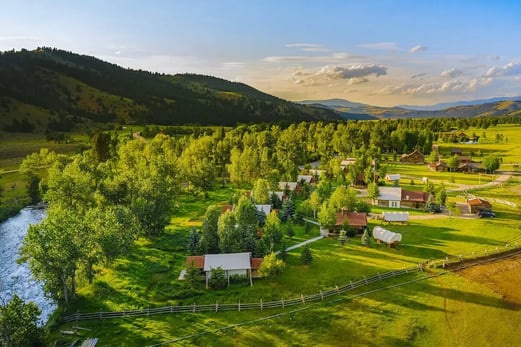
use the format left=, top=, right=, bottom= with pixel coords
left=298, top=97, right=521, bottom=120
left=0, top=48, right=339, bottom=132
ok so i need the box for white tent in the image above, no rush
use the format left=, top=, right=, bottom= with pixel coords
left=373, top=226, right=402, bottom=244
left=382, top=212, right=409, bottom=223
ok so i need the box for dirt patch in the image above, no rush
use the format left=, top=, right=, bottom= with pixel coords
left=457, top=254, right=521, bottom=307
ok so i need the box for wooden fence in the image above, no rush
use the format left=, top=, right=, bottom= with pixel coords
left=62, top=239, right=521, bottom=323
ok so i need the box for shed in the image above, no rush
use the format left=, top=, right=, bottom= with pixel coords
left=382, top=212, right=409, bottom=223
left=204, top=252, right=253, bottom=287
left=377, top=187, right=402, bottom=208
left=373, top=226, right=402, bottom=246
left=467, top=198, right=492, bottom=214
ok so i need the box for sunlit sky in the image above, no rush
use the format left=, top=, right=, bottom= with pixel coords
left=2, top=0, right=521, bottom=106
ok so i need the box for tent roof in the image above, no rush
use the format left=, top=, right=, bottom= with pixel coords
left=203, top=252, right=251, bottom=272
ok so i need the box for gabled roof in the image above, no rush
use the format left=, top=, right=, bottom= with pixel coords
left=378, top=187, right=402, bottom=201
left=336, top=212, right=368, bottom=227
left=400, top=149, right=424, bottom=158
left=203, top=252, right=252, bottom=272
left=401, top=189, right=429, bottom=202
left=186, top=256, right=204, bottom=269
left=467, top=198, right=491, bottom=206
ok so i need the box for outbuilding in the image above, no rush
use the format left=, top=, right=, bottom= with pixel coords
left=373, top=226, right=402, bottom=247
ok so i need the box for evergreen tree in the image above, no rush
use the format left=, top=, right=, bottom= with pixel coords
left=279, top=199, right=295, bottom=222
left=185, top=262, right=201, bottom=289
left=208, top=267, right=227, bottom=289
left=187, top=227, right=200, bottom=256
left=254, top=237, right=268, bottom=258
left=361, top=229, right=371, bottom=247
left=301, top=245, right=313, bottom=265
left=278, top=240, right=288, bottom=261
left=286, top=221, right=295, bottom=239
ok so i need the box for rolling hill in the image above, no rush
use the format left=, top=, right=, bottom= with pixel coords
left=0, top=48, right=340, bottom=132
left=299, top=98, right=521, bottom=119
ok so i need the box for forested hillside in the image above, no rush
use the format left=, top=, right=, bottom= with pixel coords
left=0, top=48, right=339, bottom=131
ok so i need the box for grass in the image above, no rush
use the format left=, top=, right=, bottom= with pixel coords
left=48, top=180, right=521, bottom=345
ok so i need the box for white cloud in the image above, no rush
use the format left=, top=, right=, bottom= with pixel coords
left=314, top=64, right=387, bottom=79
left=358, top=42, right=399, bottom=51
left=440, top=68, right=463, bottom=78
left=285, top=43, right=330, bottom=52
left=485, top=62, right=521, bottom=77
left=408, top=45, right=427, bottom=54
left=381, top=78, right=492, bottom=95
left=263, top=52, right=358, bottom=63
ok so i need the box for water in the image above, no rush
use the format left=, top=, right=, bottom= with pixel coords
left=0, top=207, right=56, bottom=324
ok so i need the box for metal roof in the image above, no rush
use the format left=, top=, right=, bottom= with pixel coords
left=203, top=252, right=252, bottom=272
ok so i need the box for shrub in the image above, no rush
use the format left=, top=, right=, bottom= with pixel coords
left=258, top=252, right=285, bottom=277
left=208, top=267, right=227, bottom=289
left=301, top=245, right=313, bottom=265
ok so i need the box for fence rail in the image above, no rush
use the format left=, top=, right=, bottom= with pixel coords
left=62, top=240, right=521, bottom=323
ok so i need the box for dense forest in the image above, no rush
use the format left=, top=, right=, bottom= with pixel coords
left=0, top=48, right=339, bottom=130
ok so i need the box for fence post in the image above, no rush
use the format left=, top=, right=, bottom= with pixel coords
left=281, top=298, right=285, bottom=309
left=301, top=294, right=305, bottom=304
left=238, top=300, right=241, bottom=312
left=215, top=301, right=218, bottom=312
left=170, top=306, right=173, bottom=313
left=99, top=308, right=102, bottom=320
left=76, top=310, right=79, bottom=323
left=260, top=298, right=263, bottom=311
left=320, top=290, right=323, bottom=300
left=193, top=302, right=196, bottom=313
left=350, top=281, right=353, bottom=288
left=336, top=285, right=339, bottom=292
left=364, top=276, right=368, bottom=284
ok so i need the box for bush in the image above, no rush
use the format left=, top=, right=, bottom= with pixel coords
left=258, top=252, right=285, bottom=277
left=208, top=267, right=227, bottom=289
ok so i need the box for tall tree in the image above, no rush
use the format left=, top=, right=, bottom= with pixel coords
left=0, top=295, right=42, bottom=347
left=91, top=131, right=112, bottom=163
left=217, top=210, right=241, bottom=253
left=199, top=205, right=222, bottom=254
left=252, top=178, right=270, bottom=204
left=309, top=191, right=321, bottom=218
left=235, top=196, right=258, bottom=253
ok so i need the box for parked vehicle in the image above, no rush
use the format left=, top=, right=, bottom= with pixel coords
left=478, top=210, right=495, bottom=218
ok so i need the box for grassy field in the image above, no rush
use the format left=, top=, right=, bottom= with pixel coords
left=49, top=180, right=521, bottom=346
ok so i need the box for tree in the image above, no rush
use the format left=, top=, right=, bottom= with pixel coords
left=446, top=155, right=459, bottom=172
left=199, top=205, right=221, bottom=254
left=367, top=182, right=380, bottom=202
left=91, top=131, right=112, bottom=163
left=338, top=229, right=347, bottom=246
left=436, top=184, right=447, bottom=207
left=278, top=240, right=288, bottom=261
left=263, top=211, right=282, bottom=251
left=286, top=221, right=295, bottom=239
left=482, top=154, right=501, bottom=173
left=316, top=179, right=332, bottom=201
left=217, top=210, right=241, bottom=253
left=300, top=245, right=313, bottom=265
left=279, top=199, right=295, bottom=222
left=428, top=151, right=439, bottom=164
left=252, top=178, right=270, bottom=204
left=317, top=201, right=336, bottom=231
left=361, top=229, right=371, bottom=247
left=330, top=186, right=357, bottom=211
left=187, top=228, right=200, bottom=256
left=254, top=237, right=268, bottom=258
left=446, top=201, right=457, bottom=217
left=304, top=221, right=311, bottom=235
left=0, top=294, right=42, bottom=347
left=235, top=196, right=258, bottom=253
left=184, top=262, right=201, bottom=289
left=178, top=135, right=215, bottom=195
left=258, top=252, right=285, bottom=277
left=208, top=267, right=227, bottom=289
left=309, top=191, right=321, bottom=218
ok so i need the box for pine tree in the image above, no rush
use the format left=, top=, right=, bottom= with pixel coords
left=361, top=229, right=371, bottom=247
left=286, top=221, right=295, bottom=239
left=187, top=227, right=200, bottom=255
left=278, top=240, right=288, bottom=261
left=301, top=245, right=313, bottom=265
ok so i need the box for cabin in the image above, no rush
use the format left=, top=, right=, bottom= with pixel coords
left=399, top=150, right=424, bottom=164
left=382, top=212, right=409, bottom=223
left=467, top=198, right=492, bottom=214
left=373, top=226, right=402, bottom=247
left=376, top=187, right=402, bottom=208
left=335, top=211, right=368, bottom=232
left=429, top=161, right=449, bottom=172
left=401, top=189, right=429, bottom=209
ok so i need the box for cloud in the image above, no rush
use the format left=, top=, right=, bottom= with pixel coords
left=380, top=78, right=492, bottom=95
left=408, top=45, right=427, bottom=54
left=485, top=62, right=521, bottom=77
left=358, top=42, right=399, bottom=51
left=314, top=64, right=387, bottom=79
left=411, top=73, right=427, bottom=79
left=440, top=68, right=463, bottom=78
left=285, top=43, right=330, bottom=52
left=263, top=52, right=360, bottom=63
left=0, top=36, right=38, bottom=41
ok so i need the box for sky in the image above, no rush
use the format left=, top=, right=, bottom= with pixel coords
left=1, top=0, right=521, bottom=107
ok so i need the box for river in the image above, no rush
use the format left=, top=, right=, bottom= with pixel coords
left=0, top=207, right=56, bottom=324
